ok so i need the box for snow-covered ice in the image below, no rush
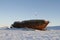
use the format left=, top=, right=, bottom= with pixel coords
left=0, top=26, right=60, bottom=40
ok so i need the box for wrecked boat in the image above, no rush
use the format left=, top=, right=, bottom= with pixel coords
left=10, top=20, right=49, bottom=30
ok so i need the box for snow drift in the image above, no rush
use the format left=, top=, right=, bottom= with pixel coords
left=0, top=26, right=60, bottom=40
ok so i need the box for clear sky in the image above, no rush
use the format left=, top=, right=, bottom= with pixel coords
left=0, top=0, right=60, bottom=27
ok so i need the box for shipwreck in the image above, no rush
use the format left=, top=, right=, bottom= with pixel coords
left=10, top=19, right=49, bottom=30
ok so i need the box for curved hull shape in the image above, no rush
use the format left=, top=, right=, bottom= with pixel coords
left=10, top=20, right=49, bottom=30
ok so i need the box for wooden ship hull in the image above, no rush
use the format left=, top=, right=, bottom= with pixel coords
left=10, top=20, right=49, bottom=30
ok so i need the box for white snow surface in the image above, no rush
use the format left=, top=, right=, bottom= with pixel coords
left=0, top=26, right=60, bottom=40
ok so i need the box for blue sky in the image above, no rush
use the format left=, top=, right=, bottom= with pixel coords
left=0, top=0, right=60, bottom=27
